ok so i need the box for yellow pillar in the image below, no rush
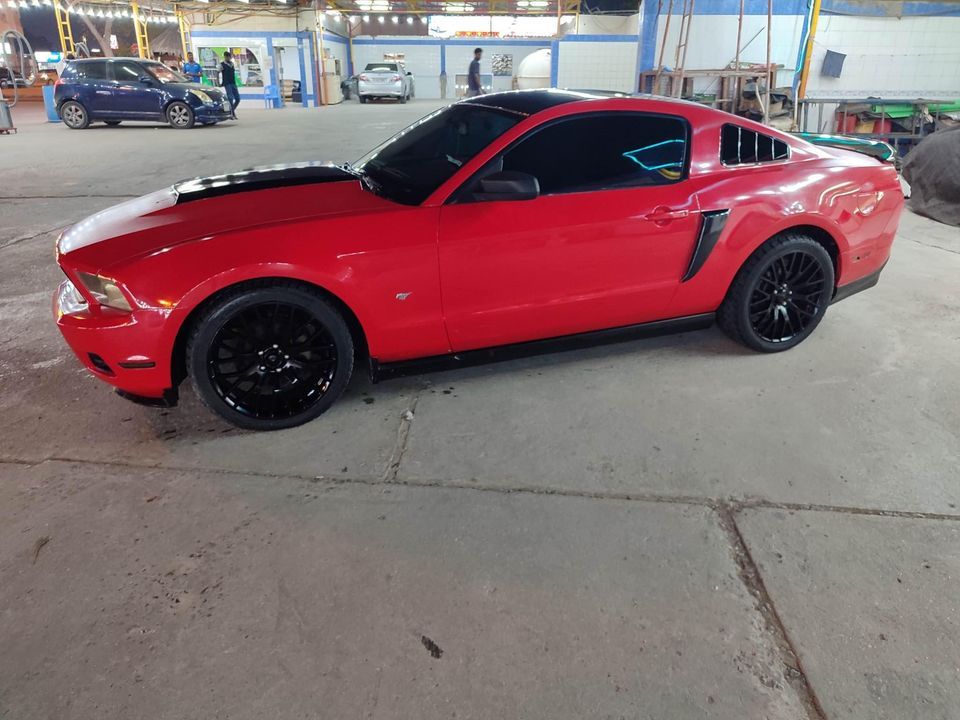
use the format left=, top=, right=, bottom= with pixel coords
left=54, top=1, right=76, bottom=55
left=797, top=0, right=822, bottom=101
left=176, top=5, right=190, bottom=61
left=130, top=1, right=151, bottom=59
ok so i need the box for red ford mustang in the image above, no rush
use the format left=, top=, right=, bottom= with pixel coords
left=54, top=90, right=903, bottom=430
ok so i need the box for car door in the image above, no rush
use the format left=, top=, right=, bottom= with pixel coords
left=72, top=60, right=113, bottom=117
left=110, top=61, right=163, bottom=119
left=437, top=111, right=702, bottom=352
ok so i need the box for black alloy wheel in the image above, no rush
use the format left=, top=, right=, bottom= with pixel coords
left=188, top=284, right=354, bottom=430
left=718, top=233, right=834, bottom=352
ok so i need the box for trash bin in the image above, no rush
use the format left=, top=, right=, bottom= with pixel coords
left=42, top=85, right=61, bottom=123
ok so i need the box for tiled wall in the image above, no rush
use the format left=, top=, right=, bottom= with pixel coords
left=652, top=10, right=960, bottom=99
left=557, top=41, right=640, bottom=93
left=806, top=15, right=960, bottom=99
left=446, top=43, right=551, bottom=95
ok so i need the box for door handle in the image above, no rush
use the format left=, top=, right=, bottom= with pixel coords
left=644, top=206, right=690, bottom=223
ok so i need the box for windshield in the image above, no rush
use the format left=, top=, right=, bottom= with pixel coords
left=355, top=104, right=521, bottom=205
left=147, top=63, right=190, bottom=84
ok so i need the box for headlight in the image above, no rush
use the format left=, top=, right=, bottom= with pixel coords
left=57, top=278, right=88, bottom=317
left=189, top=89, right=213, bottom=104
left=76, top=271, right=133, bottom=312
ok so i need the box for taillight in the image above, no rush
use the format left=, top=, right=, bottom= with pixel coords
left=390, top=74, right=400, bottom=82
left=359, top=73, right=369, bottom=81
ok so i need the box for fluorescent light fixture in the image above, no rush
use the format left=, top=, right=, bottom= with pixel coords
left=362, top=13, right=368, bottom=20
left=406, top=15, right=413, bottom=23
left=391, top=15, right=398, bottom=22
left=377, top=15, right=384, bottom=21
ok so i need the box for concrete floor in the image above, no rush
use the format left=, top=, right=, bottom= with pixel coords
left=1, top=101, right=959, bottom=720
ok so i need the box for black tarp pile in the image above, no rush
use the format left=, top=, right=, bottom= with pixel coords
left=902, top=126, right=960, bottom=227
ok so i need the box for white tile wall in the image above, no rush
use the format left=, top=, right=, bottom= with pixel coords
left=805, top=15, right=960, bottom=99
left=557, top=41, right=639, bottom=93
left=446, top=43, right=551, bottom=95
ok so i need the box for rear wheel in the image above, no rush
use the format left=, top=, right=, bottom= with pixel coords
left=718, top=233, right=834, bottom=352
left=60, top=101, right=89, bottom=129
left=166, top=101, right=195, bottom=129
left=187, top=284, right=355, bottom=430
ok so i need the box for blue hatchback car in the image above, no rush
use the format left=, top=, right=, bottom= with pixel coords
left=55, top=58, right=233, bottom=129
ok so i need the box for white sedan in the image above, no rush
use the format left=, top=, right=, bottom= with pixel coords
left=358, top=62, right=415, bottom=104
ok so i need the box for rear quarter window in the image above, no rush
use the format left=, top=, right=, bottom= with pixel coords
left=721, top=124, right=790, bottom=165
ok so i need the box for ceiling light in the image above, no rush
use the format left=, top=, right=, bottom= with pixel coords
left=391, top=15, right=398, bottom=22
left=75, top=4, right=83, bottom=12
left=377, top=15, right=383, bottom=21
left=361, top=13, right=368, bottom=20
left=407, top=15, right=413, bottom=23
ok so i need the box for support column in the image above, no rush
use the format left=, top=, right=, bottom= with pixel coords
left=54, top=1, right=75, bottom=55
left=176, top=5, right=190, bottom=61
left=130, top=1, right=151, bottom=59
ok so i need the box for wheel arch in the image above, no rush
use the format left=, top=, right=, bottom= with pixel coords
left=777, top=223, right=841, bottom=281
left=169, top=276, right=370, bottom=388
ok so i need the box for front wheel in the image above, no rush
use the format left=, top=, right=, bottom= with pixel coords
left=60, top=101, right=89, bottom=129
left=717, top=233, right=834, bottom=352
left=187, top=284, right=355, bottom=430
left=166, top=101, right=195, bottom=129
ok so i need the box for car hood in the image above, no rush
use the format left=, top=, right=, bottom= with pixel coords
left=58, top=162, right=392, bottom=271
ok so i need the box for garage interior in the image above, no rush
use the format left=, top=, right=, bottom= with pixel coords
left=1, top=0, right=959, bottom=718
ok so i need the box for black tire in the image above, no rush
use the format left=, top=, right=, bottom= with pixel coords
left=359, top=95, right=367, bottom=104
left=399, top=92, right=407, bottom=104
left=186, top=283, right=355, bottom=430
left=717, top=233, right=835, bottom=352
left=166, top=101, right=195, bottom=129
left=104, top=120, right=121, bottom=126
left=60, top=101, right=89, bottom=129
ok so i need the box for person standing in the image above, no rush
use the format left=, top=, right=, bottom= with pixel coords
left=219, top=51, right=239, bottom=120
left=466, top=47, right=483, bottom=97
left=183, top=52, right=203, bottom=84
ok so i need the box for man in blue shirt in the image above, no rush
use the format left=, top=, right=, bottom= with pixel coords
left=182, top=52, right=203, bottom=84
left=467, top=47, right=483, bottom=97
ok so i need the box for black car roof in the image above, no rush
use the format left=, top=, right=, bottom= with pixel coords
left=461, top=89, right=609, bottom=116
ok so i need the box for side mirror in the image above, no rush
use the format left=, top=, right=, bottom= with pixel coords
left=474, top=171, right=540, bottom=202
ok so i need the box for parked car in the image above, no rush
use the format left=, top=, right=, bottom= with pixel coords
left=52, top=90, right=903, bottom=430
left=358, top=62, right=414, bottom=103
left=55, top=58, right=233, bottom=129
left=0, top=67, right=27, bottom=88
left=341, top=74, right=359, bottom=100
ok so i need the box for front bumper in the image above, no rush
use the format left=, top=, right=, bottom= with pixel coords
left=195, top=102, right=233, bottom=121
left=54, top=280, right=177, bottom=403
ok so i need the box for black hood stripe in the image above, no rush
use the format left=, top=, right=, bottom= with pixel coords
left=174, top=162, right=354, bottom=204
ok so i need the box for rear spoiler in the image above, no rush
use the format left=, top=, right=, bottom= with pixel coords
left=793, top=132, right=896, bottom=162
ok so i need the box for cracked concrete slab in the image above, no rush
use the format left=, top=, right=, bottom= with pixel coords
left=1, top=460, right=808, bottom=720
left=736, top=507, right=960, bottom=720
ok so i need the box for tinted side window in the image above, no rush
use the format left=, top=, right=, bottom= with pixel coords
left=502, top=113, right=688, bottom=194
left=70, top=61, right=109, bottom=80
left=721, top=124, right=789, bottom=165
left=112, top=62, right=143, bottom=81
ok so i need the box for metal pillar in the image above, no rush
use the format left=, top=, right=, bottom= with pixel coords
left=130, top=1, right=151, bottom=59
left=176, top=5, right=190, bottom=60
left=54, top=1, right=76, bottom=56
left=797, top=0, right=822, bottom=101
